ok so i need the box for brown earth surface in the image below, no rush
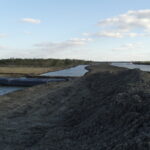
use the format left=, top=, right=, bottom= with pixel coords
left=0, top=65, right=74, bottom=77
left=0, top=63, right=149, bottom=150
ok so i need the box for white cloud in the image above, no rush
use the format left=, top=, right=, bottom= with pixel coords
left=113, top=42, right=143, bottom=50
left=98, top=9, right=150, bottom=31
left=0, top=34, right=7, bottom=38
left=0, top=46, right=5, bottom=49
left=84, top=31, right=124, bottom=38
left=84, top=9, right=150, bottom=39
left=21, top=18, right=41, bottom=24
left=23, top=31, right=32, bottom=35
left=34, top=38, right=92, bottom=50
left=84, top=31, right=150, bottom=38
left=0, top=38, right=92, bottom=59
left=0, top=45, right=9, bottom=50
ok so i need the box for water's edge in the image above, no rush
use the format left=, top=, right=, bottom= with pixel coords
left=111, top=62, right=150, bottom=72
left=4, top=62, right=150, bottom=96
left=0, top=65, right=88, bottom=96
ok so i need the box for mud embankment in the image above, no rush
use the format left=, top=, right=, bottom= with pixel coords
left=0, top=67, right=149, bottom=150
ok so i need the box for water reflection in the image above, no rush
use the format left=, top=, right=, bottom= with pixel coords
left=42, top=65, right=88, bottom=77
left=111, top=62, right=150, bottom=72
left=0, top=86, right=24, bottom=96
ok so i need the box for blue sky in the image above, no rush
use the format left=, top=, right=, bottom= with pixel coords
left=0, top=0, right=150, bottom=61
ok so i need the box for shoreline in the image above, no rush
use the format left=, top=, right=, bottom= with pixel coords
left=0, top=64, right=89, bottom=96
left=0, top=63, right=90, bottom=78
left=0, top=63, right=124, bottom=97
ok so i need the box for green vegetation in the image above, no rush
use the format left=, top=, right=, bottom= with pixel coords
left=0, top=58, right=91, bottom=67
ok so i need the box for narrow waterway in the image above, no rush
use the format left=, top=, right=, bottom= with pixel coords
left=0, top=86, right=24, bottom=96
left=0, top=65, right=88, bottom=96
left=111, top=62, right=150, bottom=72
left=42, top=65, right=88, bottom=77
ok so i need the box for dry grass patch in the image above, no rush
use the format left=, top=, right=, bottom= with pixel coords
left=0, top=66, right=65, bottom=76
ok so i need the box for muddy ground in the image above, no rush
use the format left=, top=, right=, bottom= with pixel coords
left=0, top=63, right=149, bottom=150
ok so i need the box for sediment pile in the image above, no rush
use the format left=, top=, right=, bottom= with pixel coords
left=0, top=69, right=149, bottom=150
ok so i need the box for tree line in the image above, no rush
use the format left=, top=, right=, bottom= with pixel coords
left=0, top=58, right=92, bottom=67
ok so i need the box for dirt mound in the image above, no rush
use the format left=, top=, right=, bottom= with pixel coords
left=0, top=69, right=149, bottom=150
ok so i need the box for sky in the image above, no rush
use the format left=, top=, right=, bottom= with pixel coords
left=0, top=0, right=150, bottom=61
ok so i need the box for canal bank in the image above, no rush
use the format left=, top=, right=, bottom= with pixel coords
left=0, top=65, right=89, bottom=96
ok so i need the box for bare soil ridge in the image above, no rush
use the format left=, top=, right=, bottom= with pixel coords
left=0, top=64, right=149, bottom=150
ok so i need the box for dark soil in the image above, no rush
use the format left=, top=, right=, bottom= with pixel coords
left=0, top=69, right=149, bottom=150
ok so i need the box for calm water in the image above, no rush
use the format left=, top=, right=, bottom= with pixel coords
left=111, top=62, right=150, bottom=72
left=0, top=65, right=88, bottom=96
left=42, top=65, right=88, bottom=77
left=0, top=86, right=24, bottom=96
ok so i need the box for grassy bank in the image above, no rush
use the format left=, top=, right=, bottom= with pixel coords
left=0, top=66, right=65, bottom=77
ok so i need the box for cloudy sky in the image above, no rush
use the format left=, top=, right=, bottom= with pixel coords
left=0, top=0, right=150, bottom=61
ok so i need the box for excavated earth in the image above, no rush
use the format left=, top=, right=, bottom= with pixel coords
left=0, top=66, right=149, bottom=150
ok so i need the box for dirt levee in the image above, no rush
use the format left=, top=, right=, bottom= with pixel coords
left=0, top=69, right=149, bottom=149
